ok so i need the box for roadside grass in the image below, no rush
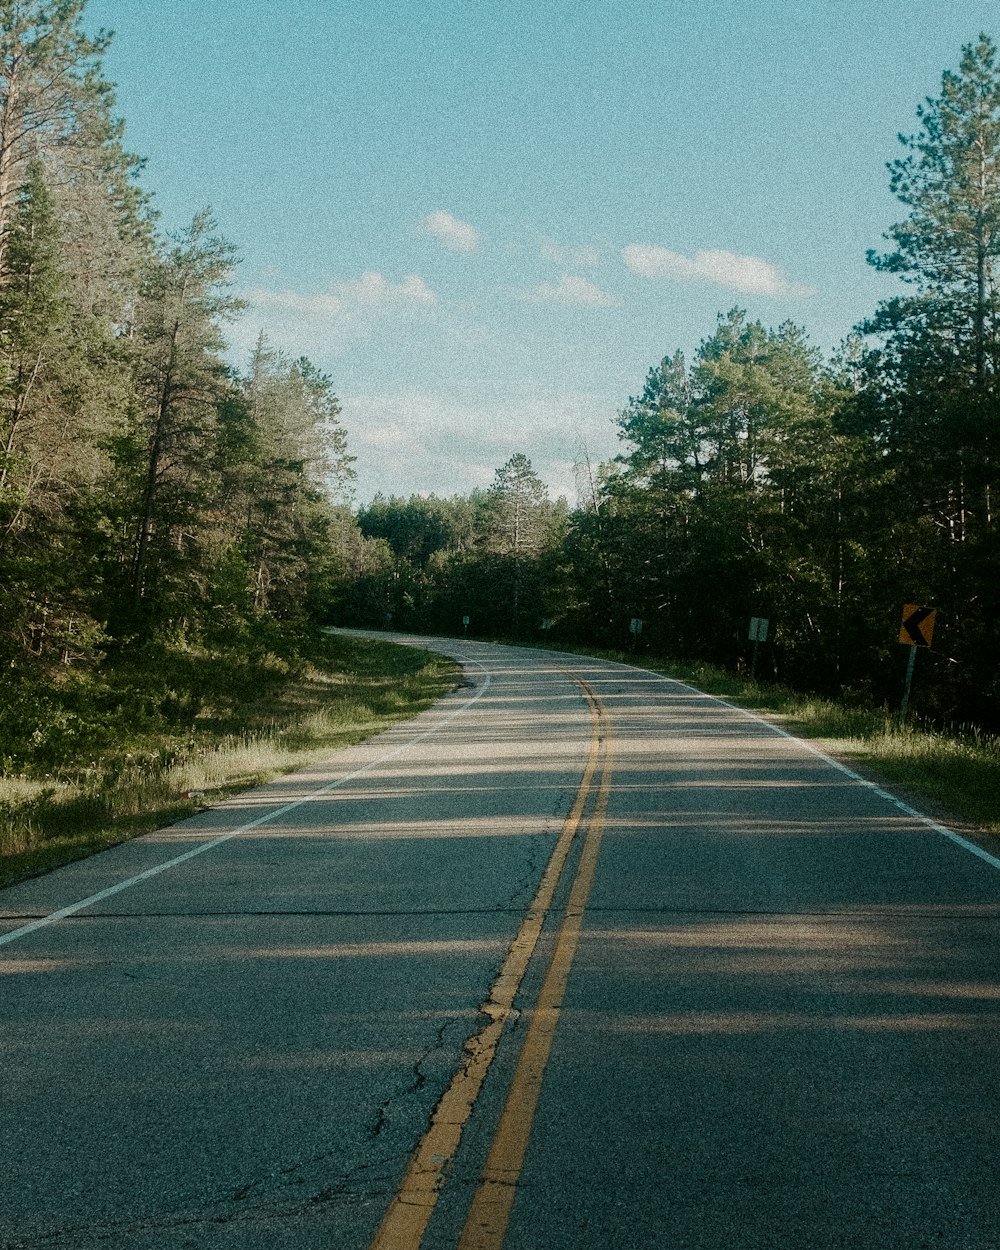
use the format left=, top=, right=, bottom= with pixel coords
left=0, top=633, right=458, bottom=890
left=533, top=641, right=1000, bottom=837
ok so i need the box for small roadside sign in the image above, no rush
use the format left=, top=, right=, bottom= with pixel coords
left=898, top=604, right=936, bottom=722
left=748, top=617, right=769, bottom=678
left=899, top=604, right=936, bottom=648
left=629, top=618, right=643, bottom=635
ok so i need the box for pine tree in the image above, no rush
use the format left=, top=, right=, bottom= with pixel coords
left=861, top=34, right=1000, bottom=718
left=232, top=335, right=354, bottom=619
left=483, top=453, right=562, bottom=634
left=866, top=33, right=1000, bottom=389
left=0, top=158, right=67, bottom=511
left=862, top=34, right=1000, bottom=541
left=486, top=452, right=549, bottom=557
left=123, top=211, right=243, bottom=623
left=0, top=1, right=117, bottom=275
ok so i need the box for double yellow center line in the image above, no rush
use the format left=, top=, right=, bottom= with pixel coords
left=369, top=677, right=613, bottom=1250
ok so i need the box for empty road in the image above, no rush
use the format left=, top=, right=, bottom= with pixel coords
left=2, top=636, right=1000, bottom=1249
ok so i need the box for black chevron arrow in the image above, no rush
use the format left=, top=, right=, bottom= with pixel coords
left=902, top=605, right=934, bottom=646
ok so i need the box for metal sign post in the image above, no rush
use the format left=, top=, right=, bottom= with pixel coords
left=900, top=644, right=918, bottom=722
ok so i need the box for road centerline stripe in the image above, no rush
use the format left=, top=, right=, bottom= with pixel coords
left=457, top=693, right=614, bottom=1250
left=366, top=678, right=604, bottom=1250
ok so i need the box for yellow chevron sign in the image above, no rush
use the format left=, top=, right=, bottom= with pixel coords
left=899, top=604, right=936, bottom=647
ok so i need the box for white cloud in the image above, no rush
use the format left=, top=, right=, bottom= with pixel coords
left=541, top=239, right=602, bottom=268
left=329, top=271, right=438, bottom=308
left=246, top=287, right=347, bottom=318
left=342, top=389, right=618, bottom=503
left=420, top=209, right=482, bottom=253
left=246, top=271, right=437, bottom=319
left=622, top=244, right=814, bottom=297
left=236, top=271, right=438, bottom=358
left=518, top=275, right=618, bottom=308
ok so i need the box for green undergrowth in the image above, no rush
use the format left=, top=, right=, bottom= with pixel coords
left=0, top=632, right=457, bottom=889
left=534, top=640, right=1000, bottom=838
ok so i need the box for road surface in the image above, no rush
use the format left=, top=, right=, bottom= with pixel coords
left=2, top=636, right=1000, bottom=1249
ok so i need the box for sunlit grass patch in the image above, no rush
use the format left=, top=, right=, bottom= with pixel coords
left=826, top=722, right=1000, bottom=834
left=679, top=671, right=1000, bottom=836
left=0, top=633, right=458, bottom=889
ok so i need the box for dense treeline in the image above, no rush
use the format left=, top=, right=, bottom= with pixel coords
left=336, top=35, right=1000, bottom=728
left=344, top=454, right=569, bottom=637
left=0, top=2, right=356, bottom=761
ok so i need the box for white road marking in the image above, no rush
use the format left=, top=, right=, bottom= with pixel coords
left=656, top=670, right=1000, bottom=874
left=439, top=642, right=1000, bottom=875
left=0, top=668, right=492, bottom=949
left=406, top=643, right=1000, bottom=876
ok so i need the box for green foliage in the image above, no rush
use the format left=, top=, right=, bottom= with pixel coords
left=0, top=11, right=362, bottom=672
left=344, top=456, right=569, bottom=637
left=0, top=629, right=457, bottom=887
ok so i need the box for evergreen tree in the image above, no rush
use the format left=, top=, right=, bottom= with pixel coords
left=483, top=453, right=564, bottom=634
left=233, top=335, right=355, bottom=619
left=120, top=211, right=243, bottom=625
left=485, top=452, right=550, bottom=557
left=0, top=1, right=118, bottom=274
left=866, top=34, right=1000, bottom=389
left=0, top=158, right=81, bottom=664
left=861, top=33, right=1000, bottom=719
left=862, top=34, right=1000, bottom=525
left=0, top=157, right=67, bottom=514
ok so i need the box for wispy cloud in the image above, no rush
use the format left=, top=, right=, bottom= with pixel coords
left=623, top=244, right=814, bottom=297
left=237, top=271, right=438, bottom=358
left=247, top=272, right=437, bottom=318
left=343, top=389, right=618, bottom=503
left=331, top=271, right=438, bottom=308
left=420, top=209, right=482, bottom=253
left=518, top=275, right=618, bottom=308
left=541, top=239, right=601, bottom=268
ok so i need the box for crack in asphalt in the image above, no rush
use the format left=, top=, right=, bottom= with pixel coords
left=0, top=1143, right=412, bottom=1249
left=371, top=1015, right=455, bottom=1138
left=502, top=845, right=542, bottom=910
left=498, top=784, right=584, bottom=913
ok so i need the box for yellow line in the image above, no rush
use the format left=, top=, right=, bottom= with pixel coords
left=457, top=695, right=613, bottom=1250
left=367, top=682, right=604, bottom=1250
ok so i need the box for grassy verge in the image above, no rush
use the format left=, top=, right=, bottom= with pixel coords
left=0, top=633, right=458, bottom=890
left=534, top=641, right=1000, bottom=838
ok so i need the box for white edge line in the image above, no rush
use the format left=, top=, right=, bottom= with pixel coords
left=0, top=665, right=492, bottom=949
left=536, top=647, right=1000, bottom=876
left=654, top=669, right=1000, bottom=874
left=424, top=644, right=1000, bottom=877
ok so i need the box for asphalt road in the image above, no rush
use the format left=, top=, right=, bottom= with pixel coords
left=2, top=636, right=1000, bottom=1250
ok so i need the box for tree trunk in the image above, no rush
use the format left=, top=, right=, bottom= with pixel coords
left=131, top=325, right=179, bottom=606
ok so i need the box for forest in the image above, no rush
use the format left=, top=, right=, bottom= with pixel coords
left=0, top=1, right=365, bottom=768
left=2, top=3, right=1000, bottom=765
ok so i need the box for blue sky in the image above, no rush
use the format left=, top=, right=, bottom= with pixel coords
left=87, top=0, right=998, bottom=503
